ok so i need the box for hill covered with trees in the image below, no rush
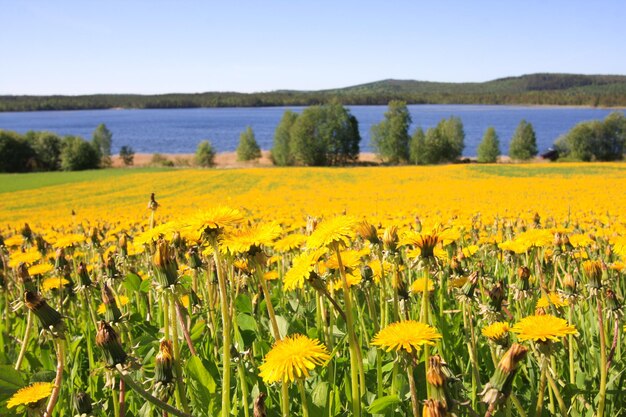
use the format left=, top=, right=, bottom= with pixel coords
left=2, top=73, right=626, bottom=112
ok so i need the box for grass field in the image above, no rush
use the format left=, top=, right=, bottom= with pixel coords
left=1, top=163, right=625, bottom=417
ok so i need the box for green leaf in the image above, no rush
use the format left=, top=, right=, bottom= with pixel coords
left=367, top=395, right=400, bottom=414
left=190, top=319, right=206, bottom=342
left=124, top=273, right=142, bottom=292
left=235, top=294, right=253, bottom=314
left=311, top=381, right=328, bottom=408
left=274, top=315, right=289, bottom=339
left=0, top=365, right=24, bottom=399
left=139, top=278, right=152, bottom=293
left=186, top=356, right=218, bottom=417
left=236, top=313, right=257, bottom=332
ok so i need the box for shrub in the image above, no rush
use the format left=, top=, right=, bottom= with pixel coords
left=477, top=127, right=500, bottom=163
left=237, top=126, right=262, bottom=161
left=412, top=117, right=465, bottom=164
left=409, top=127, right=428, bottom=165
left=0, top=130, right=36, bottom=172
left=508, top=120, right=538, bottom=161
left=92, top=123, right=113, bottom=166
left=554, top=112, right=626, bottom=161
left=119, top=146, right=135, bottom=166
left=150, top=153, right=174, bottom=167
left=271, top=110, right=298, bottom=166
left=195, top=140, right=216, bottom=167
left=60, top=136, right=100, bottom=171
left=370, top=100, right=411, bottom=164
left=29, top=131, right=62, bottom=171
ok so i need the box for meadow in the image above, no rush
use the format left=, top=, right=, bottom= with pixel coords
left=0, top=163, right=625, bottom=417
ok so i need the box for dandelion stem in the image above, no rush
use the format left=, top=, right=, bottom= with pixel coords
left=568, top=306, right=575, bottom=385
left=534, top=358, right=547, bottom=417
left=407, top=363, right=420, bottom=417
left=174, top=298, right=197, bottom=355
left=170, top=295, right=191, bottom=414
left=606, top=319, right=619, bottom=371
left=119, top=377, right=126, bottom=417
left=298, top=379, right=310, bottom=417
left=236, top=361, right=250, bottom=417
left=43, top=338, right=65, bottom=417
left=14, top=309, right=33, bottom=371
left=213, top=247, right=232, bottom=417
left=509, top=393, right=527, bottom=417
left=596, top=298, right=607, bottom=417
left=545, top=365, right=567, bottom=416
left=114, top=364, right=193, bottom=417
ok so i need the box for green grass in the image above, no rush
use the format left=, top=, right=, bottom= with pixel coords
left=466, top=163, right=626, bottom=177
left=0, top=167, right=171, bottom=194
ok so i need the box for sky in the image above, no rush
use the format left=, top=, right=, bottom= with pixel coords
left=1, top=0, right=626, bottom=95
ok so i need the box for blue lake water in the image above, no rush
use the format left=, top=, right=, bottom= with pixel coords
left=0, top=105, right=623, bottom=156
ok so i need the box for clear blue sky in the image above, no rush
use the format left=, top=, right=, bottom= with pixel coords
left=1, top=0, right=625, bottom=95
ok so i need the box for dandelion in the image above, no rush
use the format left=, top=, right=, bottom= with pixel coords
left=510, top=314, right=577, bottom=343
left=306, top=215, right=359, bottom=250
left=283, top=249, right=326, bottom=291
left=536, top=292, right=568, bottom=310
left=28, top=263, right=54, bottom=276
left=371, top=320, right=442, bottom=353
left=42, top=277, right=70, bottom=292
left=7, top=381, right=54, bottom=409
left=409, top=277, right=435, bottom=294
left=482, top=321, right=510, bottom=345
left=259, top=334, right=330, bottom=384
left=221, top=222, right=282, bottom=255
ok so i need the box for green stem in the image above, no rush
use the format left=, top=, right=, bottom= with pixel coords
left=170, top=295, right=191, bottom=414
left=14, top=310, right=33, bottom=371
left=407, top=363, right=420, bottom=417
left=568, top=306, right=575, bottom=385
left=43, top=339, right=65, bottom=417
left=534, top=359, right=547, bottom=417
left=545, top=364, right=567, bottom=416
left=298, top=379, right=310, bottom=417
left=334, top=243, right=361, bottom=416
left=237, top=361, right=250, bottom=417
left=214, top=248, right=232, bottom=417
left=115, top=364, right=193, bottom=417
left=597, top=298, right=607, bottom=417
left=510, top=393, right=527, bottom=417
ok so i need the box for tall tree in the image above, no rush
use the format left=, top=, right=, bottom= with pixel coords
left=477, top=127, right=500, bottom=163
left=237, top=126, right=262, bottom=161
left=271, top=110, right=298, bottom=166
left=92, top=123, right=113, bottom=166
left=409, top=127, right=427, bottom=165
left=370, top=100, right=411, bottom=164
left=508, top=120, right=538, bottom=161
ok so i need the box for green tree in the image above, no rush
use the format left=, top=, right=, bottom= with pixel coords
left=477, top=127, right=500, bottom=163
left=0, top=130, right=35, bottom=172
left=554, top=112, right=626, bottom=161
left=370, top=100, right=411, bottom=164
left=119, top=146, right=135, bottom=166
left=271, top=110, right=298, bottom=166
left=92, top=123, right=113, bottom=166
left=508, top=120, right=538, bottom=161
left=29, top=131, right=62, bottom=171
left=195, top=140, right=216, bottom=167
left=408, top=127, right=427, bottom=165
left=418, top=116, right=466, bottom=164
left=60, top=136, right=100, bottom=171
left=236, top=126, right=262, bottom=161
left=289, top=103, right=360, bottom=166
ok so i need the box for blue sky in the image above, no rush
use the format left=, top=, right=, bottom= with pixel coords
left=1, top=1, right=625, bottom=95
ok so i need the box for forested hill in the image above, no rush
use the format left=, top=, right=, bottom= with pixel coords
left=3, top=73, right=626, bottom=112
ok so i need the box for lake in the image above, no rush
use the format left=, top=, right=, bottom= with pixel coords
left=0, top=105, right=623, bottom=156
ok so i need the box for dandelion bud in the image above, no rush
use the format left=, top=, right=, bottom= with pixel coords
left=101, top=283, right=122, bottom=323
left=187, top=246, right=203, bottom=269
left=17, top=263, right=36, bottom=292
left=382, top=225, right=399, bottom=253
left=361, top=265, right=374, bottom=283
left=153, top=239, right=178, bottom=287
left=104, top=253, right=119, bottom=279
left=305, top=216, right=319, bottom=236
left=516, top=266, right=531, bottom=291
left=553, top=232, right=562, bottom=247
left=562, top=273, right=576, bottom=296
left=21, top=223, right=33, bottom=241
left=427, top=355, right=447, bottom=389
left=54, top=248, right=69, bottom=272
left=356, top=221, right=380, bottom=245
left=77, top=262, right=92, bottom=287
left=253, top=392, right=267, bottom=417
left=583, top=260, right=602, bottom=290
left=415, top=216, right=422, bottom=233
left=488, top=281, right=506, bottom=312
left=422, top=399, right=447, bottom=417
left=460, top=271, right=478, bottom=300
left=24, top=291, right=63, bottom=331
left=605, top=288, right=622, bottom=319
left=155, top=339, right=174, bottom=384
left=74, top=392, right=93, bottom=416
left=118, top=234, right=128, bottom=257
left=96, top=320, right=127, bottom=366
left=89, top=227, right=100, bottom=246
left=481, top=343, right=528, bottom=406
left=148, top=193, right=159, bottom=211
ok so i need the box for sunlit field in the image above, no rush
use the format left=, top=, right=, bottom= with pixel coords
left=1, top=163, right=625, bottom=417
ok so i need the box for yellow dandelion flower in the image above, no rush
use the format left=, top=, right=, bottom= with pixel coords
left=97, top=295, right=130, bottom=315
left=3, top=235, right=24, bottom=247
left=449, top=276, right=468, bottom=288
left=185, top=206, right=244, bottom=238
left=511, top=314, right=577, bottom=343
left=264, top=270, right=280, bottom=281
left=52, top=233, right=86, bottom=249
left=41, top=277, right=70, bottom=292
left=8, top=249, right=42, bottom=268
left=324, top=249, right=364, bottom=272
left=536, top=292, right=568, bottom=309
left=568, top=234, right=594, bottom=248
left=7, top=381, right=54, bottom=409
left=283, top=249, right=326, bottom=291
left=306, top=215, right=359, bottom=250
left=259, top=334, right=330, bottom=383
left=482, top=322, right=510, bottom=341
left=220, top=222, right=282, bottom=255
left=330, top=269, right=362, bottom=292
left=28, top=263, right=54, bottom=276
left=133, top=222, right=180, bottom=246
left=462, top=245, right=480, bottom=258
left=609, top=262, right=625, bottom=273
left=273, top=233, right=307, bottom=253
left=409, top=277, right=435, bottom=294
left=371, top=320, right=442, bottom=353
